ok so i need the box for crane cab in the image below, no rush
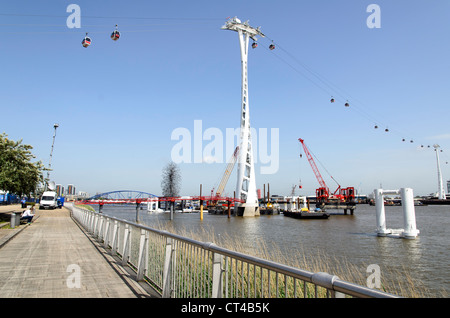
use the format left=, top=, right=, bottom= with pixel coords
left=82, top=33, right=91, bottom=48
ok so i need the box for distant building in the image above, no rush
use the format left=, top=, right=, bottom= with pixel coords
left=56, top=184, right=63, bottom=197
left=67, top=184, right=76, bottom=195
left=77, top=191, right=88, bottom=198
left=447, top=180, right=450, bottom=194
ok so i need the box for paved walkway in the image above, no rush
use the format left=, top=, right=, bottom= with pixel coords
left=0, top=205, right=153, bottom=298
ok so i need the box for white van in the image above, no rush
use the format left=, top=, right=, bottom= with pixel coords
left=40, top=191, right=58, bottom=209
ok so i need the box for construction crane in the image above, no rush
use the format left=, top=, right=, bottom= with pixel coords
left=215, top=146, right=239, bottom=197
left=298, top=138, right=354, bottom=203
left=208, top=146, right=240, bottom=211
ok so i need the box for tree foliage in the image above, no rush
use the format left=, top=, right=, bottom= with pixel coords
left=0, top=133, right=46, bottom=196
left=161, top=161, right=181, bottom=198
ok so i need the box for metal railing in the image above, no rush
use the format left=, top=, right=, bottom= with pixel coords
left=69, top=204, right=398, bottom=298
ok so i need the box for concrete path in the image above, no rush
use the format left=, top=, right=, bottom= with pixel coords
left=0, top=206, right=153, bottom=298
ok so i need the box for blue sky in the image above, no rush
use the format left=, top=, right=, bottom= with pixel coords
left=1, top=0, right=449, bottom=197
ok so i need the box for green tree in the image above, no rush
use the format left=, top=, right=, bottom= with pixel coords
left=0, top=133, right=46, bottom=196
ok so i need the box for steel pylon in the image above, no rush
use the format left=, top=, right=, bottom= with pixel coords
left=222, top=17, right=264, bottom=216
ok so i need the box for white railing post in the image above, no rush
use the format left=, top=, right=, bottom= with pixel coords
left=111, top=220, right=119, bottom=256
left=210, top=244, right=224, bottom=298
left=89, top=212, right=94, bottom=232
left=122, top=224, right=131, bottom=266
left=93, top=214, right=99, bottom=237
left=104, top=218, right=110, bottom=248
left=98, top=216, right=104, bottom=241
left=86, top=212, right=92, bottom=232
left=83, top=210, right=87, bottom=228
left=137, top=229, right=149, bottom=281
left=162, top=236, right=174, bottom=298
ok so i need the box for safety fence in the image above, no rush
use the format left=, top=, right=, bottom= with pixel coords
left=69, top=204, right=398, bottom=298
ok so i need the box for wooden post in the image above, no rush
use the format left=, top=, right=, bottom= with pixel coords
left=233, top=191, right=236, bottom=215
left=200, top=184, right=203, bottom=221
left=263, top=184, right=266, bottom=205
left=227, top=200, right=231, bottom=218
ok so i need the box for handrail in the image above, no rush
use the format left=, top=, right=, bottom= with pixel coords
left=68, top=203, right=399, bottom=298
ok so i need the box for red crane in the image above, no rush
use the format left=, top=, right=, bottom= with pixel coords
left=298, top=138, right=330, bottom=201
left=298, top=138, right=355, bottom=202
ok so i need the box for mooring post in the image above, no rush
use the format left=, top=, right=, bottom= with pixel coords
left=374, top=189, right=390, bottom=236
left=374, top=188, right=419, bottom=239
left=200, top=184, right=203, bottom=221
left=400, top=188, right=419, bottom=239
left=135, top=199, right=141, bottom=223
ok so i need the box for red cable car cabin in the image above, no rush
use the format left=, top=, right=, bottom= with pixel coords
left=111, top=30, right=120, bottom=41
left=82, top=35, right=91, bottom=48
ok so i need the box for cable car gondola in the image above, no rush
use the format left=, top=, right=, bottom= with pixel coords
left=344, top=101, right=349, bottom=107
left=252, top=42, right=258, bottom=49
left=330, top=97, right=335, bottom=103
left=111, top=25, right=120, bottom=41
left=82, top=33, right=91, bottom=48
left=269, top=42, right=275, bottom=50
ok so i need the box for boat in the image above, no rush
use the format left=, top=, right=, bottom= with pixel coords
left=282, top=196, right=330, bottom=219
left=419, top=198, right=450, bottom=205
left=283, top=210, right=330, bottom=219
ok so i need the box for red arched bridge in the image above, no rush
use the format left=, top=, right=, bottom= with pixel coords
left=78, top=190, right=244, bottom=205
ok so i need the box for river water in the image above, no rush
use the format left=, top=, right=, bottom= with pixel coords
left=93, top=203, right=449, bottom=297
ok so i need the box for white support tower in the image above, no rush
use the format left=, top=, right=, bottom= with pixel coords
left=222, top=17, right=264, bottom=216
left=433, top=144, right=446, bottom=200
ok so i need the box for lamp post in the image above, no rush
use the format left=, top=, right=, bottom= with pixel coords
left=46, top=123, right=59, bottom=190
